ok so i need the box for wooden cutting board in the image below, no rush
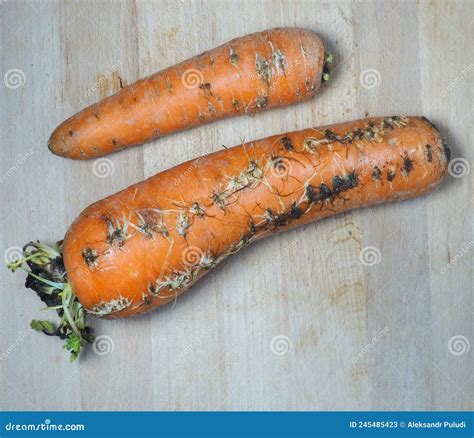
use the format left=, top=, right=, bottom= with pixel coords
left=1, top=0, right=472, bottom=410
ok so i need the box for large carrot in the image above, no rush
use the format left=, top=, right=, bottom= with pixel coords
left=10, top=116, right=449, bottom=360
left=48, top=27, right=330, bottom=160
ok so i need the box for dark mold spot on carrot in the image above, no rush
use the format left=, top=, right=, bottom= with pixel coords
left=372, top=166, right=382, bottom=181
left=82, top=247, right=99, bottom=268
left=442, top=139, right=451, bottom=161
left=229, top=46, right=239, bottom=67
left=112, top=138, right=118, bottom=146
left=166, top=76, right=173, bottom=93
left=290, top=202, right=302, bottom=219
left=190, top=202, right=205, bottom=217
left=387, top=169, right=395, bottom=182
left=281, top=136, right=293, bottom=151
left=305, top=79, right=315, bottom=91
left=69, top=130, right=74, bottom=137
left=208, top=102, right=216, bottom=116
left=104, top=216, right=128, bottom=247
left=142, top=293, right=152, bottom=305
left=231, top=99, right=240, bottom=112
left=255, top=53, right=272, bottom=83
left=425, top=144, right=433, bottom=162
left=401, top=153, right=414, bottom=177
left=199, top=83, right=212, bottom=94
left=255, top=95, right=268, bottom=109
left=267, top=42, right=286, bottom=75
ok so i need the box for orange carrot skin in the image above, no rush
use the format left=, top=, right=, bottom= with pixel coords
left=48, top=27, right=326, bottom=159
left=62, top=116, right=449, bottom=318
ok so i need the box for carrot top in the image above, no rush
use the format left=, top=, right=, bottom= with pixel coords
left=8, top=241, right=93, bottom=361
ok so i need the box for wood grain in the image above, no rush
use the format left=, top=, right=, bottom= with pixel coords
left=1, top=0, right=472, bottom=410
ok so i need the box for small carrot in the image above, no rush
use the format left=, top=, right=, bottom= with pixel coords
left=48, top=27, right=330, bottom=159
left=10, top=116, right=449, bottom=359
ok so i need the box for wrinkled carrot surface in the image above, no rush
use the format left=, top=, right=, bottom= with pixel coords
left=49, top=27, right=326, bottom=159
left=61, top=116, right=449, bottom=318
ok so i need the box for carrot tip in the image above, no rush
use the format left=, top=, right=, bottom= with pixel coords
left=420, top=116, right=451, bottom=162
left=322, top=52, right=333, bottom=82
left=7, top=241, right=95, bottom=362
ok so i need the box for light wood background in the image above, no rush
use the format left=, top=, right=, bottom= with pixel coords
left=1, top=0, right=472, bottom=411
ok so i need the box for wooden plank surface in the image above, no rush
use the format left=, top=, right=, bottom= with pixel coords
left=1, top=0, right=472, bottom=410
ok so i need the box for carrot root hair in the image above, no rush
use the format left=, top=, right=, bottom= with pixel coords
left=7, top=241, right=95, bottom=361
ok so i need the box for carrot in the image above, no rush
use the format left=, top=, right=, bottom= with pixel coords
left=10, top=116, right=450, bottom=359
left=48, top=27, right=330, bottom=160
